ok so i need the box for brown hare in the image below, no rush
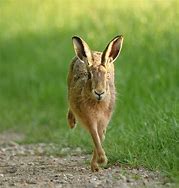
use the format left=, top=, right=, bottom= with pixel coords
left=67, top=35, right=123, bottom=172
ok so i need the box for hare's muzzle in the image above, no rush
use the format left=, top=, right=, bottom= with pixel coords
left=93, top=90, right=105, bottom=101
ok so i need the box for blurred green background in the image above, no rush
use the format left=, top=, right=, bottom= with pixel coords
left=0, top=0, right=178, bottom=181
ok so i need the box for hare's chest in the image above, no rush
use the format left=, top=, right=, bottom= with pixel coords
left=82, top=102, right=112, bottom=120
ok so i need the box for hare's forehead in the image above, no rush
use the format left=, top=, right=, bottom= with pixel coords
left=91, top=51, right=102, bottom=65
left=90, top=65, right=107, bottom=74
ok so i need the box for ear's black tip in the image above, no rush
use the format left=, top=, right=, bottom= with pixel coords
left=72, top=36, right=83, bottom=44
left=120, top=35, right=124, bottom=39
left=111, top=35, right=123, bottom=43
left=72, top=36, right=79, bottom=40
left=116, top=35, right=123, bottom=40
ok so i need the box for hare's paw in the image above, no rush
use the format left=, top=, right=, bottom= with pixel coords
left=67, top=110, right=76, bottom=129
left=68, top=120, right=76, bottom=129
left=67, top=119, right=76, bottom=129
left=97, top=154, right=108, bottom=165
left=91, top=162, right=99, bottom=172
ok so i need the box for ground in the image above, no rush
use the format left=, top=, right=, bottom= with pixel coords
left=0, top=132, right=173, bottom=188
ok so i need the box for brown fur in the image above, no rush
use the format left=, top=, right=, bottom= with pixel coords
left=67, top=36, right=123, bottom=171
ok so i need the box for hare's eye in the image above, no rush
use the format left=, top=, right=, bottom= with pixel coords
left=88, top=72, right=92, bottom=79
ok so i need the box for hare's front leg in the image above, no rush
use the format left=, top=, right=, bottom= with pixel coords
left=91, top=148, right=99, bottom=172
left=89, top=126, right=106, bottom=171
left=67, top=109, right=76, bottom=129
left=97, top=127, right=108, bottom=165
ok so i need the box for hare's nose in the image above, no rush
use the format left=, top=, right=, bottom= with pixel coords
left=94, top=91, right=104, bottom=96
left=94, top=90, right=105, bottom=101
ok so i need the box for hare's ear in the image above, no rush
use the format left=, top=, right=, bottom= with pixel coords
left=101, top=35, right=123, bottom=65
left=72, top=36, right=93, bottom=65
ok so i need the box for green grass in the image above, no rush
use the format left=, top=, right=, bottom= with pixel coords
left=0, top=0, right=178, bottom=182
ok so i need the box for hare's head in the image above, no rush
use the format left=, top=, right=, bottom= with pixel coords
left=72, top=35, right=123, bottom=101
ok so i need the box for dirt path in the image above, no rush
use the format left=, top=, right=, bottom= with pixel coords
left=0, top=132, right=172, bottom=188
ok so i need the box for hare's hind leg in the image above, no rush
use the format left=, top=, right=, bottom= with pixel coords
left=98, top=127, right=106, bottom=142
left=67, top=109, right=76, bottom=129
